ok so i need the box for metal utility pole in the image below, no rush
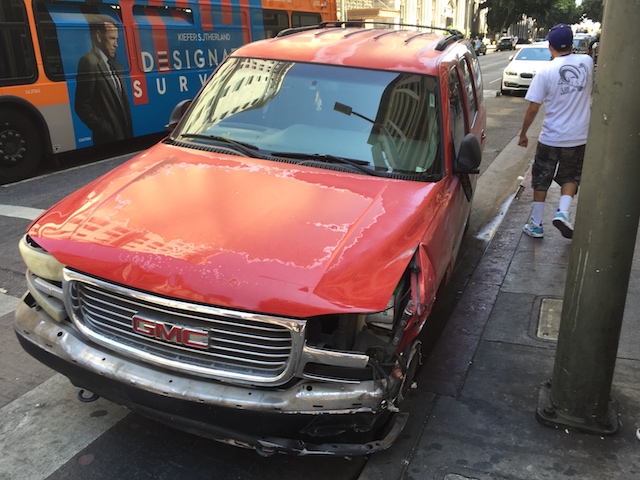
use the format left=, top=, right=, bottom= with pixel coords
left=536, top=1, right=640, bottom=434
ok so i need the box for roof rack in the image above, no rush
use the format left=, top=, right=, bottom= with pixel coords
left=276, top=21, right=464, bottom=46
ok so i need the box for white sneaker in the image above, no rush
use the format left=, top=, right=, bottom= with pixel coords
left=523, top=217, right=544, bottom=238
left=552, top=211, right=573, bottom=239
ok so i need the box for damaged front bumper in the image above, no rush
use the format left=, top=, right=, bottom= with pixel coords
left=14, top=295, right=408, bottom=456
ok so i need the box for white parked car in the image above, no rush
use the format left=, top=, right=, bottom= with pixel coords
left=501, top=42, right=552, bottom=95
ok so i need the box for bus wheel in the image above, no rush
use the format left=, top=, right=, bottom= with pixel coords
left=0, top=110, right=42, bottom=184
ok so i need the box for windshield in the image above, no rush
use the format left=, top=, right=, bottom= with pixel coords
left=175, top=57, right=442, bottom=176
left=515, top=47, right=552, bottom=61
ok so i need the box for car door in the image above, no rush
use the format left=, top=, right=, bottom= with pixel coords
left=419, top=63, right=473, bottom=287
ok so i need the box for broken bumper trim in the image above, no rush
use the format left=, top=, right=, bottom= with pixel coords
left=14, top=296, right=407, bottom=456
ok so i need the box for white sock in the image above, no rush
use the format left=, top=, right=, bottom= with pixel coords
left=532, top=202, right=545, bottom=225
left=558, top=195, right=572, bottom=214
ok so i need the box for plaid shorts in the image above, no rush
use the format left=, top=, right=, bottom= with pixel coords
left=531, top=142, right=586, bottom=191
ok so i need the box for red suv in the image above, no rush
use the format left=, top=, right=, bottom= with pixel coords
left=15, top=22, right=485, bottom=456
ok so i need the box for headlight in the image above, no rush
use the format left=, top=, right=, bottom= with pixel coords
left=18, top=234, right=65, bottom=282
left=504, top=70, right=518, bottom=76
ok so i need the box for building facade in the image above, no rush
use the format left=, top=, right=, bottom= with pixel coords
left=343, top=0, right=487, bottom=38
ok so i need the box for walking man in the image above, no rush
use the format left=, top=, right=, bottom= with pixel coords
left=518, top=24, right=594, bottom=239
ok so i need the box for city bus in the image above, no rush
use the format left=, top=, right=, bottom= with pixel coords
left=0, top=0, right=337, bottom=183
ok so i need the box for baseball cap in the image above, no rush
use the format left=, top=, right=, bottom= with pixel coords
left=546, top=24, right=573, bottom=50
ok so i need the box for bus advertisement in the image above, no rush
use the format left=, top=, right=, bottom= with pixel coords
left=0, top=0, right=337, bottom=183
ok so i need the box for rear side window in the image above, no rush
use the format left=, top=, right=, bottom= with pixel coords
left=0, top=0, right=37, bottom=85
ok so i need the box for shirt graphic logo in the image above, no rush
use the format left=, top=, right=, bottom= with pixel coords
left=558, top=64, right=589, bottom=94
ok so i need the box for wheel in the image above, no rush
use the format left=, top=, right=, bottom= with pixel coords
left=501, top=89, right=510, bottom=96
left=0, top=108, right=43, bottom=184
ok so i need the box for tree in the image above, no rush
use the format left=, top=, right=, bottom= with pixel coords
left=480, top=0, right=555, bottom=34
left=479, top=0, right=590, bottom=36
left=483, top=1, right=519, bottom=34
left=581, top=0, right=603, bottom=23
left=480, top=0, right=524, bottom=33
left=535, top=0, right=582, bottom=30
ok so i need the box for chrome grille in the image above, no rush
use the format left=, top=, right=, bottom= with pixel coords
left=63, top=270, right=306, bottom=385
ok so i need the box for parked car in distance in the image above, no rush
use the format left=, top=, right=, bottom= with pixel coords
left=496, top=36, right=516, bottom=51
left=501, top=42, right=552, bottom=95
left=474, top=40, right=487, bottom=55
left=14, top=21, right=486, bottom=457
left=572, top=36, right=591, bottom=54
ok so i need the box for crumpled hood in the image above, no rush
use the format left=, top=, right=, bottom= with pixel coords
left=29, top=143, right=440, bottom=318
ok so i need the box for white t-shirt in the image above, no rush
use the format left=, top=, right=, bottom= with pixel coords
left=525, top=53, right=594, bottom=147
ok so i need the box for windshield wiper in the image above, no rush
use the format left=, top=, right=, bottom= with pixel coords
left=178, top=133, right=262, bottom=157
left=333, top=102, right=400, bottom=171
left=271, top=152, right=386, bottom=177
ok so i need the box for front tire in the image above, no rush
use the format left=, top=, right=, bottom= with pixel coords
left=0, top=109, right=43, bottom=184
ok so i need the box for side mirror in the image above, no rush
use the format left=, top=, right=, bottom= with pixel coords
left=165, top=99, right=192, bottom=132
left=508, top=55, right=514, bottom=61
left=454, top=133, right=482, bottom=202
left=454, top=133, right=481, bottom=174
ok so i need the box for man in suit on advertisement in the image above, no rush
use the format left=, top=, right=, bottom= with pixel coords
left=75, top=15, right=133, bottom=145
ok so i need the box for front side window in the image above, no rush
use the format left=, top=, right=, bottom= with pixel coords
left=465, top=43, right=483, bottom=104
left=459, top=57, right=477, bottom=122
left=175, top=58, right=443, bottom=177
left=447, top=67, right=467, bottom=157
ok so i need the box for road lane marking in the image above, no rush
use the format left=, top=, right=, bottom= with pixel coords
left=0, top=374, right=129, bottom=480
left=0, top=204, right=45, bottom=221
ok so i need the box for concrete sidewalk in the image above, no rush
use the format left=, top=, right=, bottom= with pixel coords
left=360, top=169, right=640, bottom=478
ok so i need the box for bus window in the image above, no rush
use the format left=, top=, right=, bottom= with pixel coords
left=34, top=1, right=126, bottom=79
left=132, top=6, right=198, bottom=74
left=292, top=12, right=322, bottom=27
left=34, top=3, right=63, bottom=80
left=133, top=5, right=246, bottom=73
left=0, top=0, right=36, bottom=85
left=253, top=10, right=289, bottom=39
